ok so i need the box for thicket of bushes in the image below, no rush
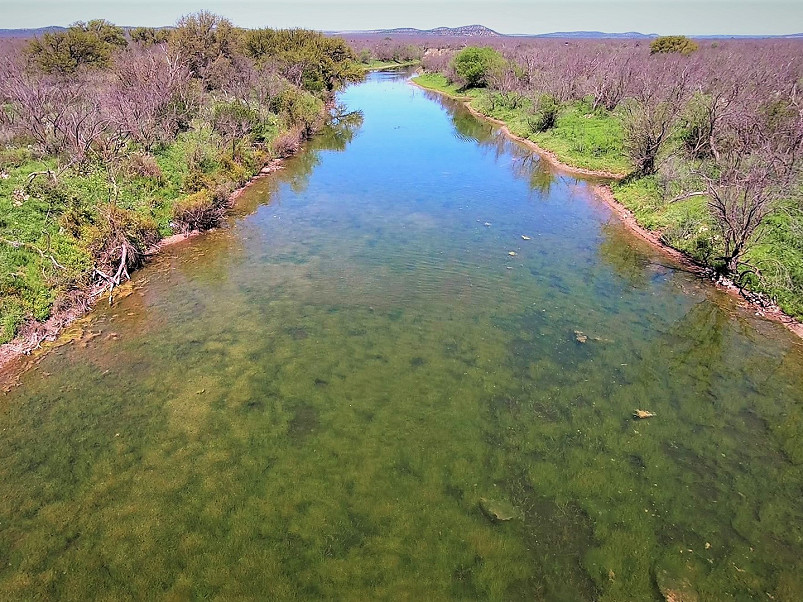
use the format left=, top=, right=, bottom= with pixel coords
left=416, top=38, right=803, bottom=318
left=0, top=13, right=361, bottom=343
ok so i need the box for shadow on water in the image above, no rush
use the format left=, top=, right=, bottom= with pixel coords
left=1, top=70, right=803, bottom=601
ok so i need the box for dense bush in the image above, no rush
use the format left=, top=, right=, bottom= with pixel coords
left=26, top=20, right=127, bottom=74
left=129, top=27, right=169, bottom=46
left=171, top=189, right=227, bottom=233
left=650, top=35, right=699, bottom=55
left=169, top=11, right=239, bottom=86
left=244, top=28, right=362, bottom=93
left=527, top=94, right=560, bottom=133
left=451, top=46, right=506, bottom=89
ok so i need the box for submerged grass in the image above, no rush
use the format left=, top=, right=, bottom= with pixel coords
left=2, top=249, right=802, bottom=600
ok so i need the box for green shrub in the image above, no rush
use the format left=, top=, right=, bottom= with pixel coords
left=0, top=302, right=25, bottom=344
left=171, top=190, right=227, bottom=233
left=125, top=153, right=164, bottom=182
left=211, top=99, right=261, bottom=155
left=451, top=46, right=506, bottom=89
left=271, top=87, right=324, bottom=135
left=527, top=94, right=560, bottom=133
left=679, top=92, right=716, bottom=158
left=244, top=28, right=362, bottom=93
left=82, top=206, right=159, bottom=263
left=129, top=26, right=169, bottom=46
left=649, top=36, right=699, bottom=55
left=26, top=19, right=127, bottom=74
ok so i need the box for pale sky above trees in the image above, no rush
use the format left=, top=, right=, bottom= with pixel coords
left=3, top=0, right=801, bottom=35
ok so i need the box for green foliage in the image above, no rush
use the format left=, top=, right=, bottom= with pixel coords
left=271, top=87, right=324, bottom=135
left=171, top=189, right=224, bottom=233
left=649, top=35, right=699, bottom=55
left=451, top=46, right=506, bottom=89
left=527, top=94, right=560, bottom=133
left=679, top=92, right=716, bottom=158
left=530, top=103, right=629, bottom=175
left=211, top=99, right=262, bottom=154
left=244, top=28, right=363, bottom=93
left=170, top=11, right=239, bottom=84
left=745, top=204, right=803, bottom=320
left=129, top=26, right=170, bottom=46
left=26, top=19, right=128, bottom=74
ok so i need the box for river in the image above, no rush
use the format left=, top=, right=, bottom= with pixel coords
left=1, top=70, right=802, bottom=600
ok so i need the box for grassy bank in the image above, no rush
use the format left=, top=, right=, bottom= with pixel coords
left=0, top=114, right=307, bottom=343
left=414, top=74, right=628, bottom=175
left=412, top=72, right=803, bottom=322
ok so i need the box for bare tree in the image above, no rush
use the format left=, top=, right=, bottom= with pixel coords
left=105, top=45, right=192, bottom=149
left=701, top=153, right=785, bottom=275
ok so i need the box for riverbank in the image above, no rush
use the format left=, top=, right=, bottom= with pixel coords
left=361, top=59, right=420, bottom=72
left=0, top=156, right=290, bottom=379
left=411, top=75, right=803, bottom=340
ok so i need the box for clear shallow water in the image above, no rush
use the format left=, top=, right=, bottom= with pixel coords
left=1, top=71, right=803, bottom=600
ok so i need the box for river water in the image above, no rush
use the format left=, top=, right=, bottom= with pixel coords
left=1, top=71, right=802, bottom=600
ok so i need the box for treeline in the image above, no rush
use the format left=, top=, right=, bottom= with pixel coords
left=416, top=37, right=803, bottom=318
left=345, top=35, right=424, bottom=67
left=0, top=13, right=362, bottom=343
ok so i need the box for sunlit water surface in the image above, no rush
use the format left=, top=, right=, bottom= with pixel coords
left=1, top=71, right=803, bottom=601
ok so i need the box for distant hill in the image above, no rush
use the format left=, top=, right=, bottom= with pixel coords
left=531, top=31, right=803, bottom=39
left=531, top=31, right=656, bottom=39
left=0, top=26, right=66, bottom=38
left=2, top=25, right=801, bottom=41
left=692, top=33, right=803, bottom=39
left=346, top=25, right=502, bottom=37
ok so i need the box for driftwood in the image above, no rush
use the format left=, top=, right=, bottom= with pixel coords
left=92, top=243, right=131, bottom=305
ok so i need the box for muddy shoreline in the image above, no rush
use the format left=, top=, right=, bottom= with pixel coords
left=411, top=79, right=803, bottom=341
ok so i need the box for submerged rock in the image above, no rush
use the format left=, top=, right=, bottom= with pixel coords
left=479, top=497, right=523, bottom=522
left=574, top=330, right=588, bottom=343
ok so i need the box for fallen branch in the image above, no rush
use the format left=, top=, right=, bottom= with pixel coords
left=93, top=243, right=132, bottom=305
left=25, top=160, right=75, bottom=188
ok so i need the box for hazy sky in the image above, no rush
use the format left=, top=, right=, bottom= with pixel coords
left=3, top=0, right=802, bottom=35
